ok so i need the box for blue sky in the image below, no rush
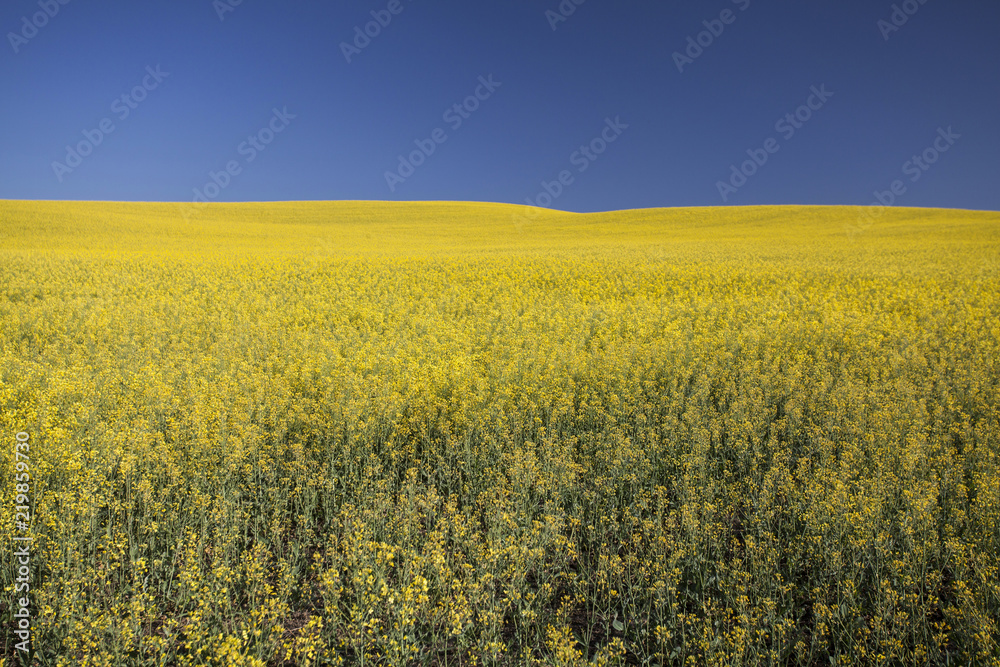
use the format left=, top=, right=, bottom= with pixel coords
left=1, top=0, right=998, bottom=212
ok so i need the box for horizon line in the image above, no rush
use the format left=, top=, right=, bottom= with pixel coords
left=2, top=199, right=997, bottom=216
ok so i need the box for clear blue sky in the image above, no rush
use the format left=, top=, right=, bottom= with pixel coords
left=2, top=0, right=998, bottom=212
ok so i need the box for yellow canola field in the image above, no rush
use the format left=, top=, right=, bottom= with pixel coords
left=1, top=200, right=998, bottom=666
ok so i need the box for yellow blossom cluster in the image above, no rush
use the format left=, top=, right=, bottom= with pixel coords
left=1, top=200, right=998, bottom=665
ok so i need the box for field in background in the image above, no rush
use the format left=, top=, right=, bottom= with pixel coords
left=1, top=200, right=999, bottom=666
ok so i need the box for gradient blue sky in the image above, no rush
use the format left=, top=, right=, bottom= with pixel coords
left=2, top=0, right=998, bottom=212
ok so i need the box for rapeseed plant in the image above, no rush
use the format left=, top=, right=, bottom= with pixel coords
left=1, top=200, right=998, bottom=665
